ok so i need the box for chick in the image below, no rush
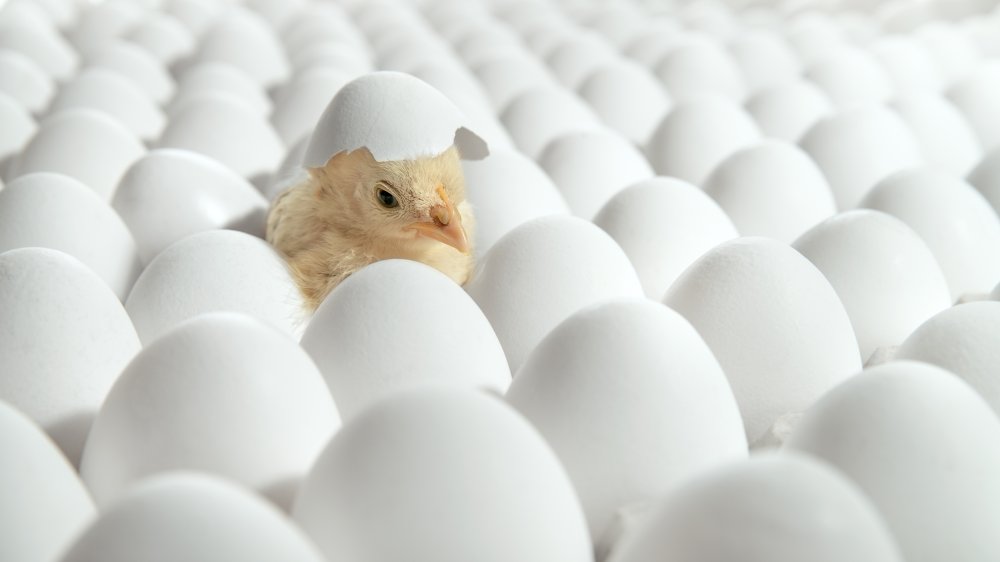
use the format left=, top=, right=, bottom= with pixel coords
left=266, top=145, right=474, bottom=311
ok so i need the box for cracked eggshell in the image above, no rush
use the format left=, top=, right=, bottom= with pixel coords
left=304, top=71, right=488, bottom=168
left=664, top=237, right=861, bottom=444
left=607, top=454, right=902, bottom=562
left=787, top=361, right=1000, bottom=562
left=80, top=313, right=339, bottom=510
left=745, top=80, right=834, bottom=142
left=793, top=210, right=951, bottom=361
left=577, top=60, right=672, bottom=146
left=48, top=67, right=165, bottom=142
left=293, top=387, right=593, bottom=562
left=124, top=230, right=304, bottom=345
left=501, top=87, right=603, bottom=160
left=466, top=215, right=643, bottom=373
left=0, top=173, right=142, bottom=300
left=0, top=400, right=95, bottom=562
left=113, top=149, right=269, bottom=264
left=0, top=247, right=140, bottom=465
left=0, top=49, right=55, bottom=114
left=506, top=299, right=747, bottom=544
left=892, top=92, right=982, bottom=175
left=594, top=177, right=737, bottom=300
left=61, top=473, right=326, bottom=562
left=272, top=67, right=354, bottom=147
left=300, top=259, right=510, bottom=421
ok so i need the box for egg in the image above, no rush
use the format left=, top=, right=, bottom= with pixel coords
left=967, top=146, right=1000, bottom=214
left=576, top=60, right=672, bottom=146
left=664, top=237, right=860, bottom=444
left=947, top=61, right=1000, bottom=151
left=60, top=472, right=326, bottom=562
left=622, top=24, right=684, bottom=68
left=124, top=229, right=304, bottom=344
left=165, top=0, right=224, bottom=36
left=0, top=247, right=140, bottom=464
left=300, top=259, right=509, bottom=421
left=466, top=215, right=644, bottom=372
left=500, top=87, right=604, bottom=160
left=472, top=54, right=556, bottom=112
left=0, top=48, right=55, bottom=114
left=506, top=299, right=747, bottom=545
left=915, top=22, right=981, bottom=86
left=799, top=105, right=923, bottom=209
left=291, top=41, right=373, bottom=76
left=192, top=7, right=290, bottom=89
left=784, top=13, right=847, bottom=65
left=593, top=177, right=738, bottom=300
left=793, top=210, right=951, bottom=360
left=293, top=387, right=593, bottom=562
left=462, top=148, right=569, bottom=254
left=545, top=35, right=618, bottom=89
left=891, top=91, right=982, bottom=175
left=0, top=400, right=95, bottom=562
left=786, top=361, right=1000, bottom=562
left=112, top=149, right=269, bottom=264
left=653, top=34, right=747, bottom=102
left=10, top=108, right=144, bottom=201
left=271, top=67, right=353, bottom=146
left=0, top=172, right=142, bottom=299
left=0, top=13, right=78, bottom=80
left=860, top=167, right=1000, bottom=299
left=703, top=140, right=837, bottom=242
left=124, top=13, right=196, bottom=66
left=744, top=80, right=834, bottom=142
left=727, top=30, right=801, bottom=94
left=170, top=62, right=272, bottom=118
left=47, top=68, right=165, bottom=142
left=870, top=36, right=945, bottom=93
left=539, top=130, right=654, bottom=220
left=606, top=453, right=902, bottom=562
left=67, top=0, right=142, bottom=52
left=0, top=90, right=36, bottom=163
left=804, top=46, right=894, bottom=109
left=452, top=22, right=525, bottom=67
left=85, top=40, right=175, bottom=105
left=645, top=95, right=761, bottom=184
left=281, top=5, right=367, bottom=58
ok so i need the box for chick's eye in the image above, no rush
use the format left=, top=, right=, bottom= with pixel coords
left=376, top=188, right=398, bottom=208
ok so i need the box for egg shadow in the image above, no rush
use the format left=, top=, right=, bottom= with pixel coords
left=261, top=476, right=301, bottom=513
left=46, top=411, right=95, bottom=470
left=224, top=207, right=268, bottom=239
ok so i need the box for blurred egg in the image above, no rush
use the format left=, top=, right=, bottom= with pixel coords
left=622, top=24, right=684, bottom=67
left=745, top=80, right=834, bottom=142
left=870, top=36, right=945, bottom=93
left=462, top=148, right=569, bottom=254
left=892, top=92, right=982, bottom=175
left=0, top=16, right=78, bottom=80
left=787, top=361, right=1000, bottom=562
left=124, top=13, right=195, bottom=65
left=61, top=473, right=326, bottom=562
left=967, top=146, right=1000, bottom=214
left=727, top=30, right=801, bottom=94
left=577, top=60, right=672, bottom=146
left=272, top=67, right=353, bottom=146
left=579, top=5, right=646, bottom=47
left=466, top=215, right=643, bottom=372
left=645, top=95, right=760, bottom=184
left=81, top=313, right=339, bottom=509
left=860, top=167, right=1000, bottom=300
left=113, top=149, right=268, bottom=264
left=300, top=259, right=509, bottom=421
left=704, top=140, right=836, bottom=242
left=171, top=62, right=272, bottom=118
left=0, top=48, right=54, bottom=113
left=165, top=0, right=224, bottom=36
left=0, top=400, right=95, bottom=562
left=48, top=68, right=165, bottom=141
left=85, top=40, right=175, bottom=105
left=67, top=0, right=142, bottom=53
left=264, top=135, right=308, bottom=201
left=594, top=177, right=737, bottom=299
left=0, top=173, right=142, bottom=299
left=282, top=6, right=367, bottom=58
left=664, top=237, right=861, bottom=444
left=452, top=22, right=525, bottom=67
left=0, top=247, right=140, bottom=464
left=793, top=210, right=951, bottom=360
left=804, top=46, right=894, bottom=109
left=293, top=387, right=593, bottom=562
left=501, top=87, right=603, bottom=160
left=607, top=453, right=902, bottom=562
left=915, top=22, right=981, bottom=86
left=539, top=130, right=654, bottom=220
left=291, top=41, right=373, bottom=76
left=785, top=13, right=847, bottom=65
left=507, top=299, right=747, bottom=543
left=124, top=229, right=304, bottom=344
left=654, top=35, right=747, bottom=102
left=0, top=90, right=35, bottom=162
left=473, top=55, right=556, bottom=112
left=800, top=105, right=922, bottom=209
left=545, top=34, right=618, bottom=89
left=193, top=7, right=290, bottom=88
left=10, top=109, right=144, bottom=201
left=947, top=61, right=1000, bottom=151
left=158, top=93, right=284, bottom=181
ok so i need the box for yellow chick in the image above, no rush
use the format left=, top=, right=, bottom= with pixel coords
left=266, top=146, right=475, bottom=311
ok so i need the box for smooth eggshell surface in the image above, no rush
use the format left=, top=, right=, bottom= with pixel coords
left=506, top=299, right=747, bottom=543
left=500, top=87, right=603, bottom=160
left=966, top=146, right=1000, bottom=215
left=0, top=19, right=78, bottom=81
left=664, top=237, right=861, bottom=444
left=47, top=67, right=165, bottom=142
left=576, top=60, right=672, bottom=146
left=170, top=62, right=272, bottom=118
left=300, top=259, right=510, bottom=421
left=0, top=247, right=140, bottom=465
left=85, top=40, right=175, bottom=104
left=0, top=49, right=55, bottom=113
left=804, top=46, right=894, bottom=109
left=271, top=67, right=354, bottom=147
left=191, top=7, right=290, bottom=88
left=891, top=92, right=982, bottom=176
left=744, top=80, right=834, bottom=142
left=124, top=229, right=304, bottom=345
left=0, top=91, right=36, bottom=162
left=466, top=215, right=644, bottom=373
left=787, top=361, right=1000, bottom=562
left=124, top=13, right=196, bottom=65
left=293, top=387, right=593, bottom=562
left=653, top=35, right=747, bottom=102
left=947, top=62, right=1000, bottom=151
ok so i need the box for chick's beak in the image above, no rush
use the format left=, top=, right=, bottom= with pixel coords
left=406, top=185, right=470, bottom=253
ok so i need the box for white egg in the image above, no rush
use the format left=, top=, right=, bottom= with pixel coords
left=462, top=148, right=569, bottom=254
left=645, top=95, right=760, bottom=184
left=653, top=35, right=747, bottom=102
left=472, top=54, right=556, bottom=112
left=158, top=93, right=284, bottom=181
left=60, top=473, right=326, bottom=562
left=784, top=13, right=847, bottom=65
left=67, top=0, right=142, bottom=52
left=282, top=6, right=367, bottom=58
left=0, top=173, right=142, bottom=299
left=452, top=23, right=525, bottom=67
left=703, top=140, right=836, bottom=242
left=293, top=387, right=593, bottom=562
left=787, top=361, right=1000, bottom=562
left=85, top=40, right=175, bottom=105
left=793, top=210, right=951, bottom=361
left=171, top=62, right=272, bottom=118
left=539, top=130, right=654, bottom=220
left=0, top=90, right=35, bottom=162
left=300, top=259, right=509, bottom=421
left=467, top=215, right=643, bottom=372
left=113, top=149, right=269, bottom=264
left=507, top=299, right=747, bottom=544
left=593, top=177, right=737, bottom=300
left=0, top=400, right=95, bottom=562
left=10, top=109, right=144, bottom=201
left=860, top=167, right=1000, bottom=300
left=264, top=135, right=308, bottom=201
left=0, top=15, right=78, bottom=80
left=870, top=36, right=945, bottom=93
left=165, top=0, right=224, bottom=36
left=606, top=454, right=902, bottom=562
left=500, top=87, right=603, bottom=160
left=48, top=68, right=165, bottom=142
left=124, top=230, right=304, bottom=344
left=915, top=22, right=981, bottom=86
left=967, top=146, right=1000, bottom=215
left=124, top=13, right=196, bottom=66
left=664, top=237, right=860, bottom=444
left=727, top=30, right=801, bottom=95
left=192, top=7, right=290, bottom=89
left=291, top=41, right=373, bottom=76
left=799, top=105, right=922, bottom=210
left=0, top=248, right=140, bottom=464
left=272, top=67, right=353, bottom=147
left=891, top=92, right=982, bottom=175
left=622, top=24, right=684, bottom=68
left=578, top=5, right=646, bottom=47
left=804, top=46, right=894, bottom=109
left=0, top=48, right=55, bottom=114
left=576, top=60, right=671, bottom=147
left=745, top=80, right=834, bottom=142
left=947, top=61, right=1000, bottom=151
left=545, top=35, right=618, bottom=89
